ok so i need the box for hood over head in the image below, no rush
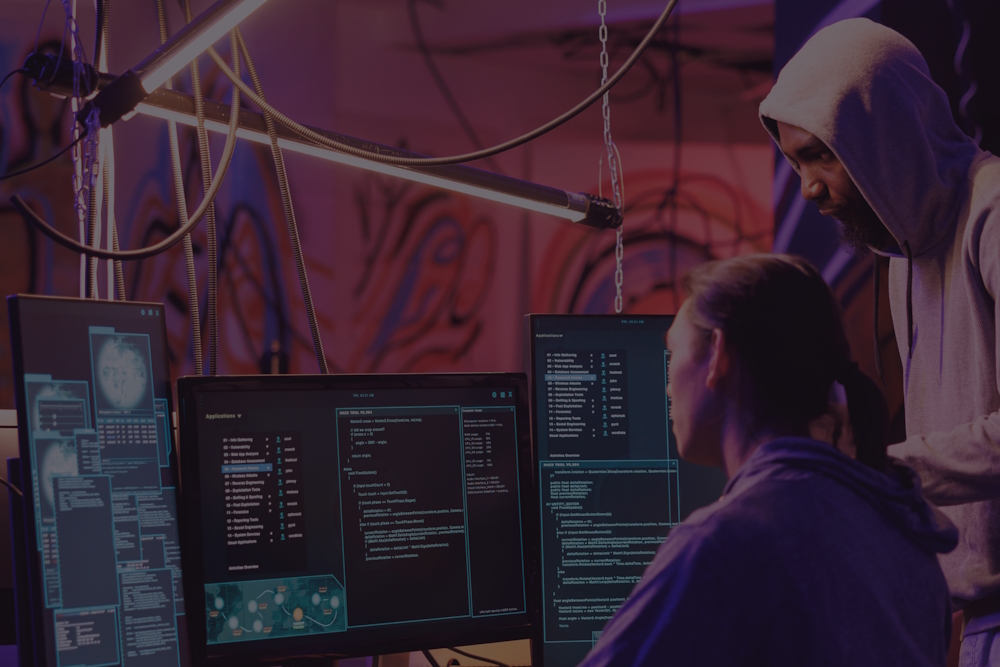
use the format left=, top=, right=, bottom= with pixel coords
left=759, top=18, right=982, bottom=256
left=728, top=437, right=959, bottom=555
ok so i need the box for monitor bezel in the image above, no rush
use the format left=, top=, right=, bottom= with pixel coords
left=177, top=372, right=542, bottom=666
left=7, top=293, right=180, bottom=667
left=523, top=313, right=675, bottom=667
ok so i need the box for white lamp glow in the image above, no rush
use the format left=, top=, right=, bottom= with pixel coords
left=136, top=0, right=269, bottom=94
left=134, top=102, right=593, bottom=223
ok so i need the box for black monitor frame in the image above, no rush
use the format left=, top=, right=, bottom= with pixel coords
left=7, top=294, right=181, bottom=667
left=177, top=373, right=542, bottom=666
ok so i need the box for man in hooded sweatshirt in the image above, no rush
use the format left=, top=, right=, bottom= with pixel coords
left=759, top=18, right=1000, bottom=664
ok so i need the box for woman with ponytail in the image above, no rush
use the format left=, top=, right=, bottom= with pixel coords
left=580, top=255, right=958, bottom=667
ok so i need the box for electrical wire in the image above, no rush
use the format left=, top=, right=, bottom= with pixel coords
left=421, top=649, right=443, bottom=667
left=10, top=39, right=242, bottom=261
left=0, top=477, right=24, bottom=497
left=235, top=28, right=329, bottom=374
left=0, top=132, right=83, bottom=181
left=180, top=0, right=221, bottom=376
left=217, top=202, right=333, bottom=368
left=102, top=128, right=125, bottom=298
left=407, top=0, right=504, bottom=174
left=445, top=647, right=510, bottom=667
left=34, top=0, right=53, bottom=54
left=157, top=0, right=204, bottom=375
left=96, top=0, right=124, bottom=299
left=110, top=199, right=125, bottom=297
left=85, top=142, right=100, bottom=298
left=85, top=0, right=111, bottom=300
left=205, top=0, right=679, bottom=168
left=0, top=68, right=27, bottom=93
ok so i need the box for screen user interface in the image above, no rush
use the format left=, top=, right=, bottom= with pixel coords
left=527, top=315, right=727, bottom=667
left=182, top=377, right=531, bottom=660
left=9, top=296, right=186, bottom=667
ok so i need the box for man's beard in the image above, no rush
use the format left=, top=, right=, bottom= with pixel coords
left=835, top=201, right=893, bottom=254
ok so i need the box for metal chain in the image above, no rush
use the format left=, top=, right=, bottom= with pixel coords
left=62, top=0, right=98, bottom=297
left=599, top=0, right=624, bottom=313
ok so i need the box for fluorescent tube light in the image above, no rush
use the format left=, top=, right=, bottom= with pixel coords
left=135, top=0, right=269, bottom=93
left=83, top=0, right=268, bottom=127
left=135, top=101, right=595, bottom=223
left=33, top=58, right=620, bottom=228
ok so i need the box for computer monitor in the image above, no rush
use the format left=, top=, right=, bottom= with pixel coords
left=7, top=295, right=187, bottom=667
left=524, top=314, right=727, bottom=667
left=1, top=410, right=20, bottom=647
left=176, top=373, right=540, bottom=665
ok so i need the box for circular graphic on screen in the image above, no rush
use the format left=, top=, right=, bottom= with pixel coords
left=97, top=336, right=149, bottom=409
left=40, top=441, right=78, bottom=511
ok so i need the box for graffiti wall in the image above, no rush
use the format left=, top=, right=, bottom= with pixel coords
left=0, top=2, right=773, bottom=408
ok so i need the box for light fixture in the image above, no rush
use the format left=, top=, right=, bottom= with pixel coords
left=29, top=52, right=621, bottom=229
left=131, top=89, right=620, bottom=227
left=137, top=0, right=268, bottom=93
left=84, top=0, right=268, bottom=127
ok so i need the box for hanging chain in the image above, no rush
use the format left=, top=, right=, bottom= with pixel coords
left=599, top=0, right=624, bottom=313
left=63, top=0, right=101, bottom=297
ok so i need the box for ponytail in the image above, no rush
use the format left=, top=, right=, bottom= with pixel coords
left=835, top=360, right=889, bottom=472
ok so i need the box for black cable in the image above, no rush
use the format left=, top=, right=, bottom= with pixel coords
left=207, top=0, right=679, bottom=168
left=0, top=131, right=83, bottom=181
left=9, top=42, right=242, bottom=262
left=408, top=0, right=504, bottom=174
left=0, top=477, right=24, bottom=498
left=445, top=647, right=510, bottom=667
left=0, top=68, right=27, bottom=93
left=422, top=649, right=443, bottom=667
left=34, top=0, right=53, bottom=54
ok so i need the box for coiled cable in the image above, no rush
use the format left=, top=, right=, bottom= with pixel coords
left=157, top=0, right=205, bottom=374
left=235, top=28, right=329, bottom=374
left=181, top=0, right=221, bottom=375
left=98, top=0, right=124, bottom=300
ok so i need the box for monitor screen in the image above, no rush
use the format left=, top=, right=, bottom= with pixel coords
left=176, top=373, right=540, bottom=664
left=7, top=295, right=187, bottom=667
left=525, top=314, right=727, bottom=667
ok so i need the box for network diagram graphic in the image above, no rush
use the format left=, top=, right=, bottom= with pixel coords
left=206, top=575, right=347, bottom=643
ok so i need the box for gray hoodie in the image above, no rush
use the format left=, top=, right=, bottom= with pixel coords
left=759, top=18, right=1000, bottom=611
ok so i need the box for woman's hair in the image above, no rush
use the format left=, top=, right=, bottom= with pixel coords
left=681, top=254, right=888, bottom=471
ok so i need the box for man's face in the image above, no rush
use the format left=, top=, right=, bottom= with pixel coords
left=776, top=121, right=892, bottom=253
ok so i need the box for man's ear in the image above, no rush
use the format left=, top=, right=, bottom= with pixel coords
left=705, top=328, right=731, bottom=391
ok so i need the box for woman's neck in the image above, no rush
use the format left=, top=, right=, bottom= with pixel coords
left=719, top=412, right=808, bottom=478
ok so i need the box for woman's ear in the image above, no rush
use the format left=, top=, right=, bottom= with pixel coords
left=705, top=328, right=731, bottom=391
